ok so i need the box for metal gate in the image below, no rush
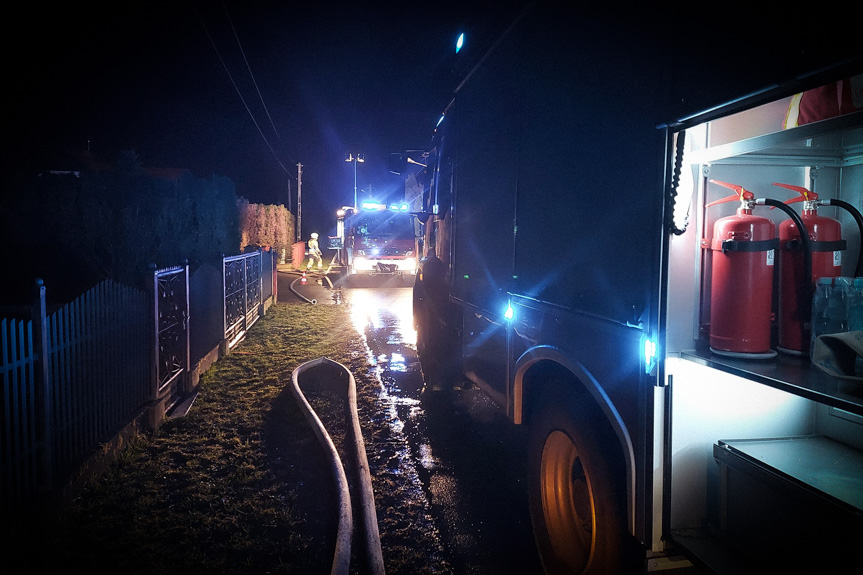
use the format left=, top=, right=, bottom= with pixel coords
left=153, top=265, right=189, bottom=412
left=223, top=251, right=262, bottom=348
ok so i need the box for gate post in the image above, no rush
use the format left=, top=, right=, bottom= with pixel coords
left=31, top=279, right=53, bottom=491
left=220, top=254, right=229, bottom=355
left=147, top=264, right=161, bottom=430
left=182, top=261, right=191, bottom=394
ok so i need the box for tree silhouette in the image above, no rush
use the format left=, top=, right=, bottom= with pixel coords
left=2, top=150, right=242, bottom=301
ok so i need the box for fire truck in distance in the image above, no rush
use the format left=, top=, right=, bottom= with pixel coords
left=331, top=201, right=419, bottom=285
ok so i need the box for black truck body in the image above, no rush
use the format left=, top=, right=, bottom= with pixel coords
left=410, top=2, right=862, bottom=573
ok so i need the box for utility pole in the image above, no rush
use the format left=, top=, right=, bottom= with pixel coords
left=346, top=153, right=364, bottom=209
left=297, top=163, right=303, bottom=243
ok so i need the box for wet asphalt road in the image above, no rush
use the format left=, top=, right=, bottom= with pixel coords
left=280, top=271, right=544, bottom=574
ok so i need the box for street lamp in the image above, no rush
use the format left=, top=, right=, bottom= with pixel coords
left=345, top=153, right=364, bottom=209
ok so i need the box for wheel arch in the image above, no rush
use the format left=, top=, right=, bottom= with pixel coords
left=514, top=344, right=637, bottom=535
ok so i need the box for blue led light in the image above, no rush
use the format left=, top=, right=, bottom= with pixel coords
left=643, top=336, right=657, bottom=374
left=455, top=33, right=464, bottom=53
left=504, top=301, right=514, bottom=321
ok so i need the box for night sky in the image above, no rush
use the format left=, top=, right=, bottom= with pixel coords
left=4, top=1, right=499, bottom=239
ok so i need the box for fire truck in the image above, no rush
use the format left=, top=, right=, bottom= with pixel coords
left=332, top=201, right=419, bottom=285
left=410, top=3, right=862, bottom=573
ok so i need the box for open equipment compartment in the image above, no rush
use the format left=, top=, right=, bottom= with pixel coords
left=713, top=435, right=863, bottom=572
left=664, top=82, right=863, bottom=572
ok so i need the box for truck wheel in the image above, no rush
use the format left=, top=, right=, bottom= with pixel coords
left=528, top=382, right=629, bottom=574
left=416, top=311, right=463, bottom=393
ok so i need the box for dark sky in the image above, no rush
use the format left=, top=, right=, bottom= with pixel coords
left=5, top=1, right=503, bottom=238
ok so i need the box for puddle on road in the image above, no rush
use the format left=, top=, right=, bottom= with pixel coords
left=338, top=286, right=451, bottom=473
left=342, top=287, right=425, bottom=431
left=339, top=286, right=529, bottom=573
left=338, top=286, right=457, bottom=571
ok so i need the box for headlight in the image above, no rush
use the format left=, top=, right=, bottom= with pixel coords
left=351, top=256, right=375, bottom=271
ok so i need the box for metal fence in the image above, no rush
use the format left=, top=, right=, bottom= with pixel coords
left=1, top=313, right=38, bottom=510
left=1, top=250, right=275, bottom=516
left=224, top=251, right=262, bottom=348
left=1, top=279, right=149, bottom=513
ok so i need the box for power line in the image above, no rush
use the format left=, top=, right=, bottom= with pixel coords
left=222, top=1, right=296, bottom=166
left=193, top=3, right=296, bottom=180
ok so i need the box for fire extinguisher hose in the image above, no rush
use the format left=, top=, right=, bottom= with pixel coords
left=828, top=199, right=863, bottom=277
left=762, top=198, right=813, bottom=331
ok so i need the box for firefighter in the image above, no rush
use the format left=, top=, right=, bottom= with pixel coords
left=306, top=232, right=323, bottom=271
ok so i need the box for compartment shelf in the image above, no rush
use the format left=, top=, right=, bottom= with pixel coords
left=679, top=349, right=863, bottom=416
left=688, top=110, right=863, bottom=167
left=716, top=435, right=863, bottom=512
left=707, top=436, right=863, bottom=573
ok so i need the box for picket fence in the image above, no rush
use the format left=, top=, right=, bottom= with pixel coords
left=0, top=249, right=275, bottom=516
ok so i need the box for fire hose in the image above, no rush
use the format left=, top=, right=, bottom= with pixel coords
left=759, top=198, right=813, bottom=340
left=290, top=272, right=334, bottom=305
left=290, top=357, right=385, bottom=575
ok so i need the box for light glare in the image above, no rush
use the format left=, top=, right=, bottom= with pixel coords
left=643, top=337, right=657, bottom=374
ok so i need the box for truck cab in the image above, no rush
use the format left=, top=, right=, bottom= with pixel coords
left=336, top=202, right=419, bottom=285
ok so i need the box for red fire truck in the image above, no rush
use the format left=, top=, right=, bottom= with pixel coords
left=410, top=3, right=862, bottom=573
left=333, top=201, right=419, bottom=285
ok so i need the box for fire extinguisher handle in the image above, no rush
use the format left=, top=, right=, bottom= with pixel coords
left=773, top=182, right=818, bottom=202
left=708, top=179, right=754, bottom=206
left=706, top=194, right=741, bottom=207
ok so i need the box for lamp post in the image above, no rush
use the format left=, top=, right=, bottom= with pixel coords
left=345, top=153, right=364, bottom=209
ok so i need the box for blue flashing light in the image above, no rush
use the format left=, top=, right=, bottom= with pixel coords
left=455, top=33, right=464, bottom=53
left=642, top=336, right=657, bottom=375
left=436, top=114, right=445, bottom=127
left=504, top=301, right=514, bottom=321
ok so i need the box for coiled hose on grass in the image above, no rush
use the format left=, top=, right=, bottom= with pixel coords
left=290, top=357, right=385, bottom=575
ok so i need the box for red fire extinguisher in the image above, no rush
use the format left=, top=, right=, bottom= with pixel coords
left=701, top=180, right=779, bottom=358
left=773, top=182, right=845, bottom=355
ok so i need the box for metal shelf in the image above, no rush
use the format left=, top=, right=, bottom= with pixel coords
left=680, top=348, right=863, bottom=416
left=688, top=110, right=863, bottom=167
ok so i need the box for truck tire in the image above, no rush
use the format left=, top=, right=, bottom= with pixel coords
left=413, top=262, right=458, bottom=391
left=528, top=381, right=630, bottom=575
